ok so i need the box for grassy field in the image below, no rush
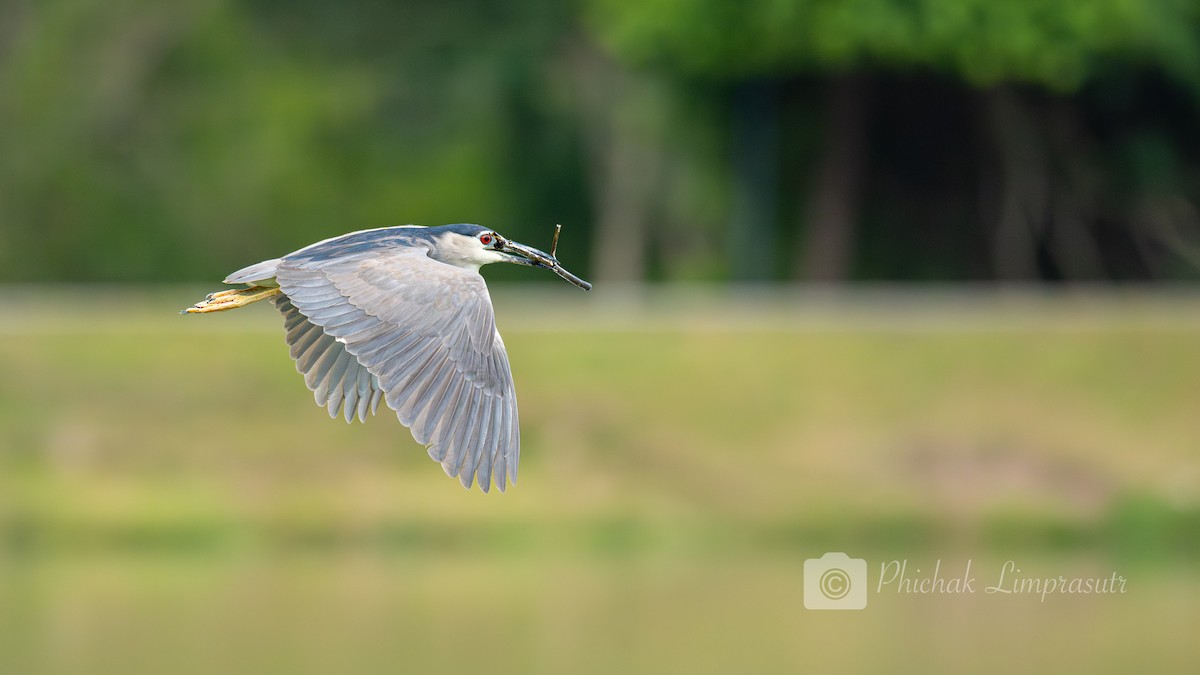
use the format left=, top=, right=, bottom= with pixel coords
left=0, top=287, right=1198, bottom=673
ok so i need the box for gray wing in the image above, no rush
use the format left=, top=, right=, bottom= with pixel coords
left=272, top=295, right=385, bottom=423
left=274, top=247, right=519, bottom=493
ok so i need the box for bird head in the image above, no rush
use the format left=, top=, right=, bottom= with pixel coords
left=432, top=224, right=591, bottom=290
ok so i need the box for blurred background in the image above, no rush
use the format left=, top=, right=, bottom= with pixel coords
left=1, top=0, right=1199, bottom=673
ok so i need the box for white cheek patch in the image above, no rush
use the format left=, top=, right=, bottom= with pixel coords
left=434, top=233, right=505, bottom=268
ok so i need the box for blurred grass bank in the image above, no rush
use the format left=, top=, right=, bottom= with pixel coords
left=0, top=286, right=1197, bottom=674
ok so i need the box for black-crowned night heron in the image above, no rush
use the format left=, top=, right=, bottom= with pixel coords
left=184, top=224, right=590, bottom=493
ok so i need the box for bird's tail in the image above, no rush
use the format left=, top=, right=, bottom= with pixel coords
left=181, top=286, right=282, bottom=314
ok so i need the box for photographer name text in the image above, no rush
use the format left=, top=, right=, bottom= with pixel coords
left=877, top=560, right=1127, bottom=602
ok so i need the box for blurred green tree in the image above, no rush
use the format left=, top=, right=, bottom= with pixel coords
left=1, top=0, right=1198, bottom=283
left=0, top=0, right=589, bottom=282
left=585, top=0, right=1200, bottom=281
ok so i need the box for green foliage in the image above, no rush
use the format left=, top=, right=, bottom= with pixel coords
left=0, top=0, right=589, bottom=282
left=587, top=0, right=1200, bottom=90
left=1, top=0, right=1198, bottom=282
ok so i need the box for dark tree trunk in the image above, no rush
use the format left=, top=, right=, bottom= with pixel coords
left=799, top=73, right=870, bottom=282
left=982, top=85, right=1049, bottom=281
left=569, top=42, right=662, bottom=283
left=728, top=80, right=780, bottom=281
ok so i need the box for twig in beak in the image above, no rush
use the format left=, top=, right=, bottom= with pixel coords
left=550, top=223, right=561, bottom=259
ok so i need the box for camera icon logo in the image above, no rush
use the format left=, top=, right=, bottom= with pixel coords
left=804, top=552, right=868, bottom=610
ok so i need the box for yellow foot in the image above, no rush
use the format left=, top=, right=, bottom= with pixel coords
left=182, top=286, right=282, bottom=314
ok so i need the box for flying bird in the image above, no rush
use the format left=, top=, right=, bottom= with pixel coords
left=184, top=224, right=590, bottom=493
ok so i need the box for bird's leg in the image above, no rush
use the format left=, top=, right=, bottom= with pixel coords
left=182, top=286, right=282, bottom=314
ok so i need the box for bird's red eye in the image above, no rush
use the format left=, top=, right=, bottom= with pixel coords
left=479, top=233, right=494, bottom=246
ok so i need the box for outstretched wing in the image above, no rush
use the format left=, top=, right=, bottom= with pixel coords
left=274, top=247, right=519, bottom=492
left=272, top=295, right=385, bottom=423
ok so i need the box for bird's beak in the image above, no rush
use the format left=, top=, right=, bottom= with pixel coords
left=498, top=239, right=592, bottom=291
